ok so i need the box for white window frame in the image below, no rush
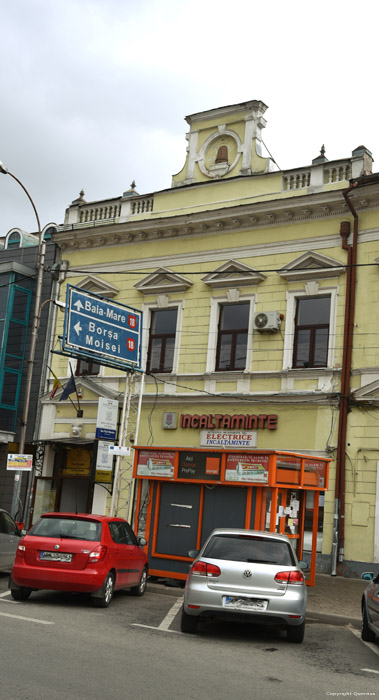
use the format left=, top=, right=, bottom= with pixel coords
left=206, top=291, right=256, bottom=373
left=141, top=298, right=184, bottom=374
left=282, top=285, right=338, bottom=370
left=67, top=357, right=103, bottom=378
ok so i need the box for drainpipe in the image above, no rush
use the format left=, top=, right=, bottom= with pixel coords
left=331, top=182, right=358, bottom=575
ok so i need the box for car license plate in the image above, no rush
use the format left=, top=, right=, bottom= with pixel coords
left=224, top=596, right=268, bottom=611
left=40, top=551, right=72, bottom=563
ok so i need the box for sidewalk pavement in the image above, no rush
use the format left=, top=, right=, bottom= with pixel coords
left=147, top=572, right=371, bottom=629
left=306, top=573, right=368, bottom=628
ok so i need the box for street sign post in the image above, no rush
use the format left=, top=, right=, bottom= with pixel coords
left=63, top=286, right=143, bottom=371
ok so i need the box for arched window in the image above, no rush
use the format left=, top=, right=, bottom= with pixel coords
left=43, top=226, right=57, bottom=241
left=6, top=231, right=21, bottom=249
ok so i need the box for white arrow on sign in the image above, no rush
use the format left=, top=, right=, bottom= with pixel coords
left=74, top=321, right=82, bottom=335
left=73, top=299, right=84, bottom=311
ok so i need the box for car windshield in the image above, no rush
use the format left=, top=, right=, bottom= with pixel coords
left=202, top=534, right=296, bottom=566
left=28, top=517, right=101, bottom=542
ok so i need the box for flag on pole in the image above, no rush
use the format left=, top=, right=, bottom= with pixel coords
left=59, top=364, right=78, bottom=402
left=49, top=367, right=63, bottom=399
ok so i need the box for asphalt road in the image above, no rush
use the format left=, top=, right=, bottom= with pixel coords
left=1, top=573, right=379, bottom=700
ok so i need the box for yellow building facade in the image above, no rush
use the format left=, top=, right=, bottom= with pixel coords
left=36, top=100, right=379, bottom=578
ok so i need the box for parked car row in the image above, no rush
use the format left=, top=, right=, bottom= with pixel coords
left=1, top=508, right=379, bottom=645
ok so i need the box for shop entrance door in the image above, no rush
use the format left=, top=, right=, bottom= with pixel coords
left=59, top=478, right=89, bottom=513
left=200, top=485, right=248, bottom=546
left=31, top=476, right=91, bottom=526
left=156, top=482, right=201, bottom=557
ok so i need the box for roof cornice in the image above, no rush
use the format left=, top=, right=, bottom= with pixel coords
left=54, top=181, right=379, bottom=252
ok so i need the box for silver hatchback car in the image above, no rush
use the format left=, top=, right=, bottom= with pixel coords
left=0, top=508, right=23, bottom=572
left=182, top=528, right=307, bottom=643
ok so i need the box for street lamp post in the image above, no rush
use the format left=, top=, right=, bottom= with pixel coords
left=0, top=161, right=46, bottom=519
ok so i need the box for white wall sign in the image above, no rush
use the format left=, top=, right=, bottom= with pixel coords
left=96, top=441, right=114, bottom=471
left=200, top=430, right=257, bottom=448
left=95, top=397, right=119, bottom=440
left=109, top=445, right=131, bottom=456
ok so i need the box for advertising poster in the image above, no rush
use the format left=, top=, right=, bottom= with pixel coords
left=178, top=452, right=221, bottom=481
left=225, top=453, right=269, bottom=483
left=7, top=454, right=33, bottom=471
left=304, top=459, right=326, bottom=487
left=137, top=450, right=175, bottom=478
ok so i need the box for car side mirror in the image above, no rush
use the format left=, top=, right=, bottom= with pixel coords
left=138, top=537, right=147, bottom=547
left=362, top=572, right=375, bottom=582
left=298, top=560, right=309, bottom=571
left=188, top=550, right=199, bottom=559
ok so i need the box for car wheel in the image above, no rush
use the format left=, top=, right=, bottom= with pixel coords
left=362, top=604, right=376, bottom=642
left=287, top=621, right=305, bottom=644
left=131, top=567, right=148, bottom=597
left=181, top=605, right=199, bottom=634
left=93, top=572, right=115, bottom=608
left=11, top=587, right=32, bottom=601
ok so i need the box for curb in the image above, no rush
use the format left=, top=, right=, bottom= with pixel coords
left=306, top=611, right=361, bottom=629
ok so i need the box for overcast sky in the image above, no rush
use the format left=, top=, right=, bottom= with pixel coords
left=1, top=0, right=378, bottom=235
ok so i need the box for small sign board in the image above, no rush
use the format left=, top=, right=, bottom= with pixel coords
left=96, top=397, right=119, bottom=440
left=95, top=440, right=114, bottom=484
left=7, top=454, right=33, bottom=471
left=108, top=445, right=131, bottom=456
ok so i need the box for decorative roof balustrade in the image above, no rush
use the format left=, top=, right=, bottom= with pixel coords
left=283, top=158, right=353, bottom=192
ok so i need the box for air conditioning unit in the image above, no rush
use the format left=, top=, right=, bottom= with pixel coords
left=253, top=311, right=281, bottom=332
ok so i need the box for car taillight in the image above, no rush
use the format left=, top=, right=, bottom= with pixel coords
left=191, top=561, right=221, bottom=578
left=274, top=570, right=304, bottom=585
left=16, top=544, right=25, bottom=558
left=88, top=545, right=108, bottom=563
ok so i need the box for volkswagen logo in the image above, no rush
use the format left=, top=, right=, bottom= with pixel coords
left=243, top=569, right=252, bottom=578
left=54, top=544, right=60, bottom=550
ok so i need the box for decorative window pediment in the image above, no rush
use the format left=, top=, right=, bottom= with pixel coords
left=201, top=260, right=266, bottom=289
left=351, top=379, right=379, bottom=403
left=134, top=268, right=193, bottom=295
left=43, top=375, right=119, bottom=402
left=74, top=275, right=119, bottom=298
left=278, top=252, right=344, bottom=281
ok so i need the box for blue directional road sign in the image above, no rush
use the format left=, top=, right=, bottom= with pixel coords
left=63, top=286, right=143, bottom=370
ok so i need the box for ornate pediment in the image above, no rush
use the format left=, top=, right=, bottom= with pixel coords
left=74, top=275, right=119, bottom=298
left=42, top=375, right=119, bottom=403
left=134, top=268, right=193, bottom=294
left=278, top=251, right=345, bottom=281
left=351, top=378, right=379, bottom=403
left=201, top=260, right=266, bottom=288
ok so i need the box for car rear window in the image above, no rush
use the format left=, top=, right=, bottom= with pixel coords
left=28, top=517, right=101, bottom=542
left=202, top=534, right=295, bottom=566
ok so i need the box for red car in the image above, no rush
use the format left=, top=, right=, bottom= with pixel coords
left=9, top=513, right=148, bottom=608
